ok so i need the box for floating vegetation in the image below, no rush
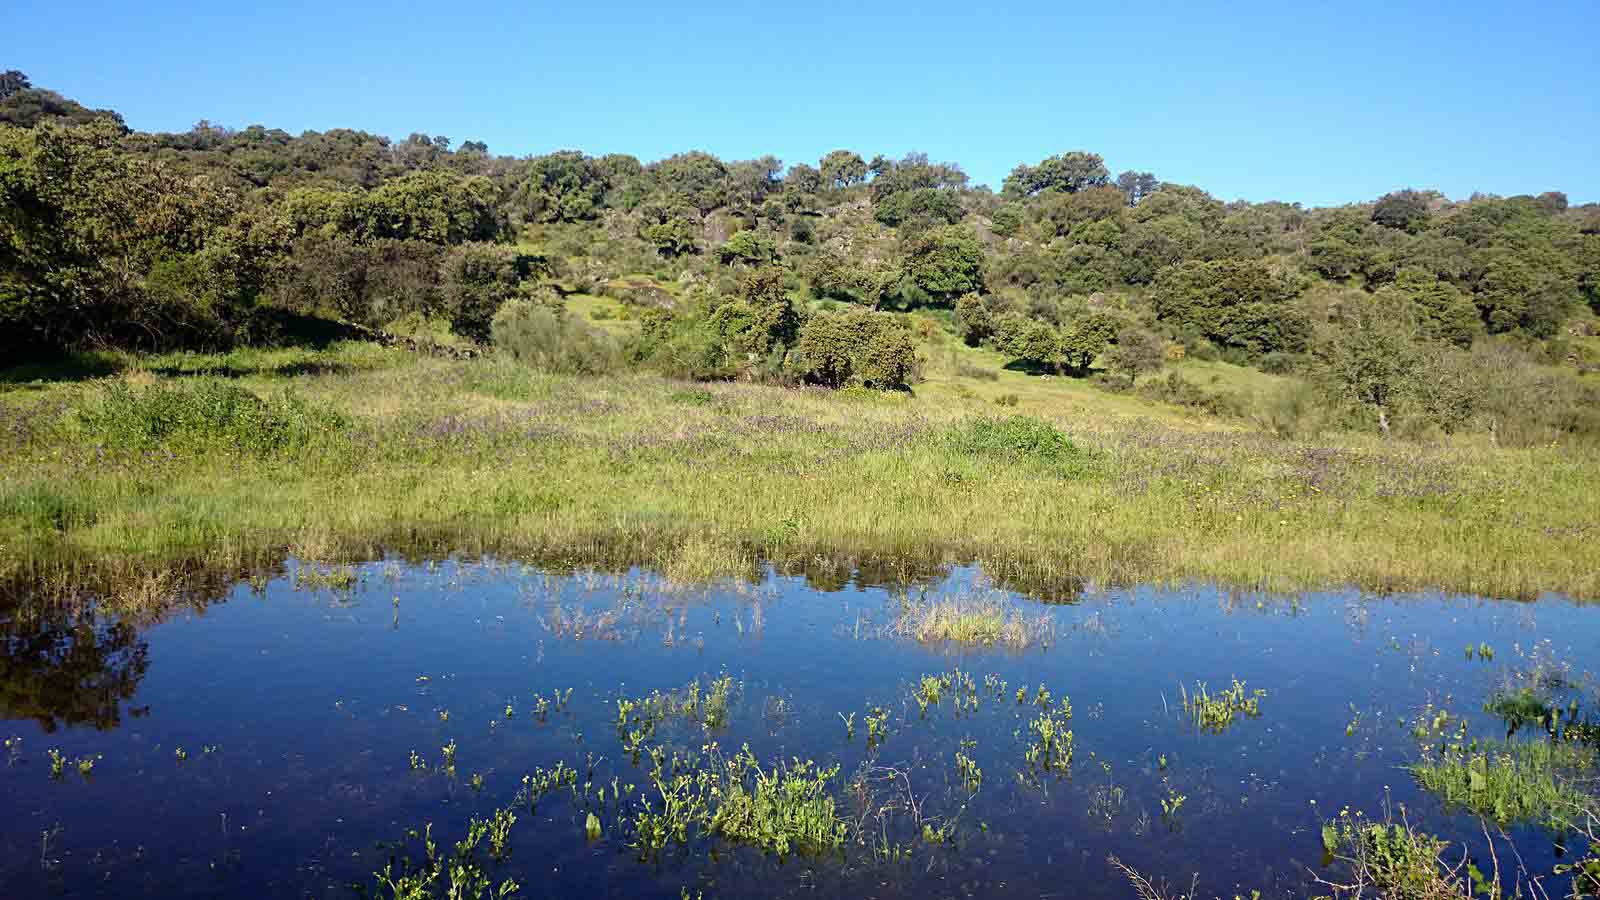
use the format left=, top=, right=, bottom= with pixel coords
left=1181, top=678, right=1266, bottom=734
left=1410, top=740, right=1597, bottom=829
left=892, top=591, right=1054, bottom=649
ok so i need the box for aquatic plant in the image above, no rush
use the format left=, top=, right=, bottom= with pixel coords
left=1024, top=697, right=1074, bottom=773
left=955, top=751, right=982, bottom=793
left=864, top=707, right=889, bottom=746
left=1311, top=805, right=1523, bottom=900
left=47, top=748, right=65, bottom=780
left=518, top=761, right=578, bottom=813
left=371, top=811, right=522, bottom=900
left=1181, top=678, right=1265, bottom=734
left=1410, top=739, right=1596, bottom=829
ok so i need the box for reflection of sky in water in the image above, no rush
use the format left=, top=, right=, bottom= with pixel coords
left=1, top=560, right=1595, bottom=898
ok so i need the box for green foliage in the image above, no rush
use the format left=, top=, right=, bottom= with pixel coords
left=874, top=186, right=964, bottom=227
left=439, top=244, right=546, bottom=342
left=1181, top=678, right=1266, bottom=733
left=1372, top=189, right=1432, bottom=231
left=511, top=150, right=609, bottom=223
left=716, top=229, right=777, bottom=266
left=1150, top=259, right=1308, bottom=354
left=1105, top=327, right=1166, bottom=384
left=490, top=300, right=617, bottom=375
left=76, top=379, right=345, bottom=454
left=1059, top=312, right=1122, bottom=375
left=286, top=169, right=501, bottom=245
left=1003, top=151, right=1110, bottom=197
left=1320, top=807, right=1457, bottom=900
left=1410, top=740, right=1596, bottom=829
left=902, top=225, right=985, bottom=302
left=0, top=120, right=284, bottom=353
left=371, top=812, right=522, bottom=900
left=790, top=308, right=917, bottom=389
left=945, top=415, right=1083, bottom=466
left=954, top=292, right=993, bottom=346
left=990, top=203, right=1024, bottom=237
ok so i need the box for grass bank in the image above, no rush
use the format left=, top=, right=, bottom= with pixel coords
left=2, top=341, right=1598, bottom=606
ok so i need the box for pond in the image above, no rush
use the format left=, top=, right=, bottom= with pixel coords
left=1, top=560, right=1596, bottom=898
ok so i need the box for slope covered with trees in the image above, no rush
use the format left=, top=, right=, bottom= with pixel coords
left=3, top=72, right=1597, bottom=443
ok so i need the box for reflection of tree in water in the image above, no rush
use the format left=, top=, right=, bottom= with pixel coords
left=0, top=610, right=150, bottom=732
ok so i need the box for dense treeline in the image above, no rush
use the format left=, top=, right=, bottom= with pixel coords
left=3, top=71, right=1598, bottom=440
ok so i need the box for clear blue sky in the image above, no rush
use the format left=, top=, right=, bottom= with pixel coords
left=8, top=0, right=1597, bottom=206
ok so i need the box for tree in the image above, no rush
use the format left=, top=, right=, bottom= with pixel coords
left=512, top=150, right=607, bottom=223
left=1379, top=268, right=1481, bottom=347
left=955, top=293, right=993, bottom=346
left=1115, top=170, right=1160, bottom=206
left=651, top=150, right=729, bottom=214
left=1371, top=189, right=1430, bottom=231
left=1059, top=312, right=1121, bottom=375
left=902, top=225, right=985, bottom=303
left=1106, top=327, right=1166, bottom=384
left=791, top=308, right=916, bottom=389
left=0, top=70, right=30, bottom=101
left=1149, top=259, right=1308, bottom=354
left=1002, top=151, right=1110, bottom=197
left=874, top=186, right=965, bottom=228
left=819, top=150, right=867, bottom=189
left=1309, top=239, right=1363, bottom=279
left=716, top=229, right=777, bottom=266
left=1311, top=293, right=1422, bottom=435
left=710, top=267, right=799, bottom=358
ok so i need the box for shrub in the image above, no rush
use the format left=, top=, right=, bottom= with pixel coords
left=76, top=379, right=344, bottom=454
left=439, top=243, right=547, bottom=342
left=490, top=300, right=618, bottom=375
left=790, top=308, right=917, bottom=389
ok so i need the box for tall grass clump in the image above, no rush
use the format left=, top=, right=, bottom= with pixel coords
left=1410, top=740, right=1596, bottom=829
left=944, top=414, right=1093, bottom=475
left=491, top=299, right=618, bottom=374
left=893, top=592, right=1054, bottom=649
left=75, top=378, right=344, bottom=454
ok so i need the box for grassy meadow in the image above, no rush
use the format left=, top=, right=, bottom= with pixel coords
left=3, top=326, right=1596, bottom=608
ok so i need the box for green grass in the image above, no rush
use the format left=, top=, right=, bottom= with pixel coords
left=3, top=341, right=1600, bottom=608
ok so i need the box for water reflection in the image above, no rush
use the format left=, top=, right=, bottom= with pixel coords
left=0, top=559, right=1593, bottom=900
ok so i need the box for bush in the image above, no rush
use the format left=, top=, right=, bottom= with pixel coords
left=490, top=300, right=618, bottom=375
left=76, top=379, right=345, bottom=454
left=789, top=308, right=917, bottom=389
left=439, top=243, right=547, bottom=342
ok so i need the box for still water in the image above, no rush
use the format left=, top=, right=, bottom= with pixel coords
left=1, top=560, right=1595, bottom=898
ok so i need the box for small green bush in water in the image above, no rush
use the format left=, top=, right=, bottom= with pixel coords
left=946, top=415, right=1081, bottom=464
left=77, top=379, right=344, bottom=454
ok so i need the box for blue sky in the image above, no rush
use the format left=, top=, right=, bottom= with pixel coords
left=8, top=0, right=1597, bottom=206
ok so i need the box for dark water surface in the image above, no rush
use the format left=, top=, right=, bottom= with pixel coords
left=2, top=560, right=1596, bottom=899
